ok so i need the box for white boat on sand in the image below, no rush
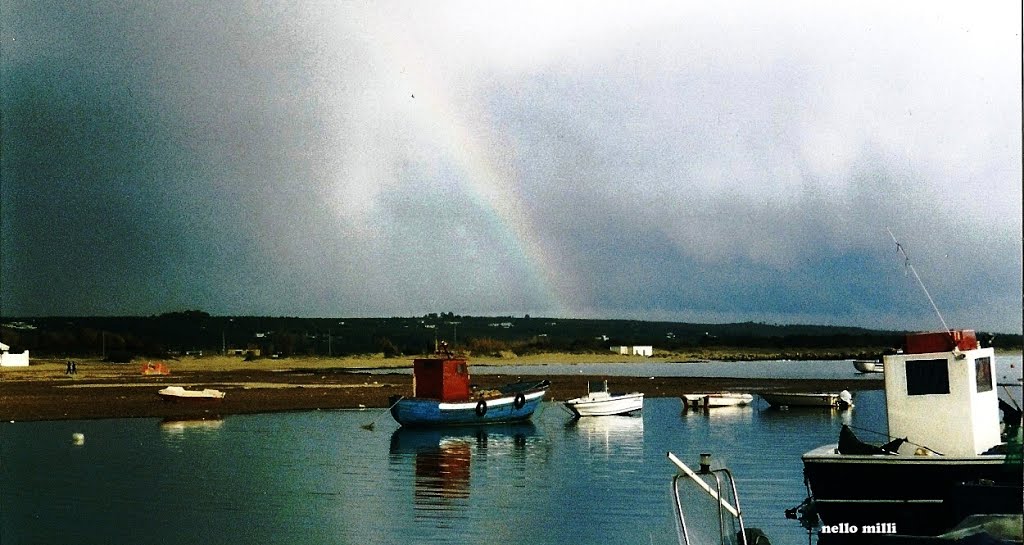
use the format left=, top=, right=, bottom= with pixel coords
left=157, top=386, right=226, bottom=402
left=682, top=392, right=754, bottom=409
left=564, top=380, right=643, bottom=417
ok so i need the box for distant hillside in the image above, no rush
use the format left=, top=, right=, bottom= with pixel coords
left=3, top=313, right=1020, bottom=360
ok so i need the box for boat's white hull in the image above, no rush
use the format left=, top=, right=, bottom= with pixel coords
left=853, top=359, right=884, bottom=373
left=564, top=392, right=644, bottom=417
left=682, top=393, right=754, bottom=408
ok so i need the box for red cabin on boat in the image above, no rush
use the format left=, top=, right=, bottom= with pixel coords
left=904, top=329, right=978, bottom=354
left=412, top=355, right=471, bottom=401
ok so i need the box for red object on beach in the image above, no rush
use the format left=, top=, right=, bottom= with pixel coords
left=904, top=329, right=978, bottom=354
left=141, top=362, right=170, bottom=375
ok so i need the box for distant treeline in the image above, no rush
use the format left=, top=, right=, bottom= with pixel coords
left=1, top=311, right=1020, bottom=360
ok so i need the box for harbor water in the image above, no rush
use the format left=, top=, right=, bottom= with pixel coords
left=2, top=356, right=1019, bottom=545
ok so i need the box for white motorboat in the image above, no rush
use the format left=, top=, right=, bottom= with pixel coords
left=682, top=392, right=754, bottom=409
left=564, top=380, right=643, bottom=417
left=758, top=390, right=852, bottom=409
left=853, top=359, right=884, bottom=373
left=157, top=386, right=226, bottom=402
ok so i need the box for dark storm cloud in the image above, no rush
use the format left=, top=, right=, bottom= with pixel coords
left=2, top=1, right=1020, bottom=333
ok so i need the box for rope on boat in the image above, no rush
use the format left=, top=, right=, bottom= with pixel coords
left=845, top=423, right=941, bottom=455
left=360, top=395, right=404, bottom=431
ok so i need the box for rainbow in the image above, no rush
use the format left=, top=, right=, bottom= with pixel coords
left=386, top=47, right=578, bottom=316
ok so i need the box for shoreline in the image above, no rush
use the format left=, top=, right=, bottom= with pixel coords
left=0, top=355, right=885, bottom=422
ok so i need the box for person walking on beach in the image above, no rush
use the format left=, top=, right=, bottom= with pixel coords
left=66, top=360, right=72, bottom=375
left=71, top=361, right=77, bottom=374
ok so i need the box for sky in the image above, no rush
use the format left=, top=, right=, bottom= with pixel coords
left=1, top=1, right=1021, bottom=333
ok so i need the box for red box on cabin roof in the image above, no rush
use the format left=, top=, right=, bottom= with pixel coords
left=413, top=357, right=471, bottom=401
left=904, top=330, right=978, bottom=354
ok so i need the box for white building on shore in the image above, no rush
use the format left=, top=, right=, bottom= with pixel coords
left=610, top=345, right=653, bottom=357
left=0, top=341, right=30, bottom=367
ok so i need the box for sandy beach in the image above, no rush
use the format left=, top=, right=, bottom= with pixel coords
left=0, top=355, right=881, bottom=422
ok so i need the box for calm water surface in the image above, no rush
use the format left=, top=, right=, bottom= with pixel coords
left=3, top=355, right=1019, bottom=545
left=2, top=394, right=889, bottom=545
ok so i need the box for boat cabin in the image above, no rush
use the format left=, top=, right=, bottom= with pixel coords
left=412, top=356, right=471, bottom=401
left=884, top=329, right=1000, bottom=457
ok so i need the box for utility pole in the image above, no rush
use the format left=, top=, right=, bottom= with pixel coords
left=448, top=321, right=461, bottom=347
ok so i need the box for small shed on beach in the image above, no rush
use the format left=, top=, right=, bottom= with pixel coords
left=0, top=341, right=30, bottom=367
left=610, top=345, right=653, bottom=357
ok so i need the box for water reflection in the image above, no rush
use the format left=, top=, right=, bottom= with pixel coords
left=680, top=404, right=756, bottom=435
left=159, top=416, right=224, bottom=449
left=389, top=423, right=538, bottom=524
left=159, top=416, right=225, bottom=434
left=566, top=415, right=644, bottom=456
left=756, top=403, right=854, bottom=427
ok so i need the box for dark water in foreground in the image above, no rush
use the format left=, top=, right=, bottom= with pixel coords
left=1, top=391, right=890, bottom=545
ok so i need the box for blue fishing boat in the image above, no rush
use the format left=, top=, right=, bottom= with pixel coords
left=390, top=344, right=550, bottom=427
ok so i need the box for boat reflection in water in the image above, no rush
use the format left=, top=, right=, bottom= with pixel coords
left=566, top=413, right=644, bottom=456
left=681, top=403, right=755, bottom=426
left=159, top=416, right=224, bottom=434
left=158, top=416, right=224, bottom=448
left=389, top=423, right=539, bottom=521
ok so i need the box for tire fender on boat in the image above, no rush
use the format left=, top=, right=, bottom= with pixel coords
left=475, top=399, right=488, bottom=417
left=513, top=393, right=526, bottom=410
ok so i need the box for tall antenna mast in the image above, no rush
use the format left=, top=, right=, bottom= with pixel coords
left=886, top=228, right=951, bottom=334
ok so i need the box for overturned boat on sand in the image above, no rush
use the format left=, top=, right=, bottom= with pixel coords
left=157, top=386, right=225, bottom=402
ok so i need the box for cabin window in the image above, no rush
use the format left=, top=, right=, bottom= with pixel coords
left=905, top=359, right=950, bottom=395
left=975, top=357, right=993, bottom=393
left=457, top=363, right=467, bottom=375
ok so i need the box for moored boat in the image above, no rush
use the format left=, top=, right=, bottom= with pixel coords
left=682, top=392, right=754, bottom=409
left=852, top=359, right=884, bottom=374
left=758, top=390, right=852, bottom=409
left=390, top=345, right=549, bottom=427
left=563, top=380, right=644, bottom=417
left=157, top=386, right=226, bottom=402
left=800, top=329, right=1024, bottom=537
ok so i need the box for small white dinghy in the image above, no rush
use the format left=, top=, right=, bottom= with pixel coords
left=564, top=380, right=643, bottom=417
left=682, top=393, right=754, bottom=409
left=158, top=386, right=226, bottom=402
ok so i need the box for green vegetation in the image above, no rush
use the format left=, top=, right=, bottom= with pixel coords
left=1, top=311, right=1020, bottom=361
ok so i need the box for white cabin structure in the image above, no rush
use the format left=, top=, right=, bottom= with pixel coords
left=610, top=345, right=653, bottom=357
left=0, top=341, right=30, bottom=367
left=884, top=330, right=1000, bottom=457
